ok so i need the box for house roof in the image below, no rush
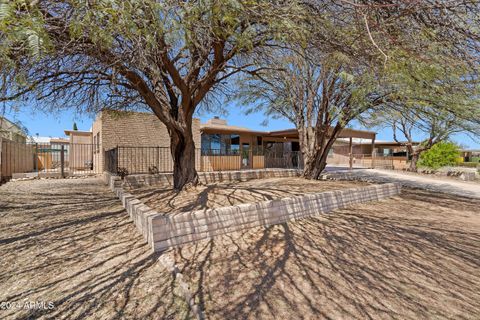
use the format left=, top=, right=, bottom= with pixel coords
left=200, top=123, right=267, bottom=135
left=267, top=128, right=377, bottom=140
left=64, top=130, right=92, bottom=136
left=200, top=118, right=377, bottom=140
left=50, top=138, right=70, bottom=144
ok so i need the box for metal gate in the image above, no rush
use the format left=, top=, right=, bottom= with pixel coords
left=0, top=140, right=98, bottom=182
left=31, top=143, right=97, bottom=177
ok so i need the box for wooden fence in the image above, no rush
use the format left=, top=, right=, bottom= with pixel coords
left=0, top=138, right=35, bottom=182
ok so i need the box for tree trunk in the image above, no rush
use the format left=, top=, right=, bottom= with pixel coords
left=409, top=152, right=419, bottom=171
left=302, top=150, right=329, bottom=179
left=170, top=129, right=198, bottom=190
left=299, top=124, right=342, bottom=180
left=301, top=133, right=338, bottom=180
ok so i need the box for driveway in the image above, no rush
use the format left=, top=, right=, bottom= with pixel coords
left=0, top=178, right=188, bottom=320
left=325, top=168, right=480, bottom=199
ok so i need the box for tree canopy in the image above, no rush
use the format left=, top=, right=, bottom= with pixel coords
left=1, top=0, right=479, bottom=183
left=0, top=0, right=309, bottom=188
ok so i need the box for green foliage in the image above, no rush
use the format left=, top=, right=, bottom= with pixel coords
left=73, top=122, right=78, bottom=131
left=418, top=142, right=461, bottom=169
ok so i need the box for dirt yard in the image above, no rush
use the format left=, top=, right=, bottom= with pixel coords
left=1, top=178, right=479, bottom=319
left=169, top=188, right=480, bottom=320
left=0, top=178, right=189, bottom=320
left=130, top=177, right=369, bottom=214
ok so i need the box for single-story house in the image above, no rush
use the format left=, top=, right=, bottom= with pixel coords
left=91, top=110, right=383, bottom=173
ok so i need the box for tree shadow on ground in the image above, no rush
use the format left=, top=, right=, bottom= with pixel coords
left=130, top=178, right=366, bottom=214
left=0, top=178, right=189, bottom=320
left=173, top=189, right=480, bottom=320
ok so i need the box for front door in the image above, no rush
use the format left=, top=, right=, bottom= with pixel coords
left=241, top=143, right=250, bottom=169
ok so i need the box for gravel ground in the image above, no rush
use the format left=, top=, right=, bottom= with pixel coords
left=0, top=178, right=189, bottom=320
left=170, top=188, right=480, bottom=320
left=130, top=178, right=369, bottom=214
left=1, top=177, right=479, bottom=320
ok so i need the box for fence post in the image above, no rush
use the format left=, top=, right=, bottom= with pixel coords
left=349, top=137, right=353, bottom=170
left=35, top=143, right=39, bottom=177
left=60, top=145, right=65, bottom=178
left=116, top=145, right=119, bottom=174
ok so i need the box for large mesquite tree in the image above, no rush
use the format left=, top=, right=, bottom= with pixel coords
left=0, top=0, right=305, bottom=189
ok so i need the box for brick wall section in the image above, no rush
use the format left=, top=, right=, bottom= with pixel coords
left=149, top=183, right=401, bottom=251
left=93, top=110, right=201, bottom=172
left=120, top=169, right=302, bottom=189
left=105, top=171, right=401, bottom=252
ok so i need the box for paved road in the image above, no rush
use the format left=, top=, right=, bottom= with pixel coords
left=325, top=167, right=480, bottom=199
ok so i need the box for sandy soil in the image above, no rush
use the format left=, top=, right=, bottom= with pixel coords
left=170, top=189, right=480, bottom=320
left=130, top=177, right=369, bottom=214
left=1, top=177, right=479, bottom=319
left=0, top=178, right=188, bottom=320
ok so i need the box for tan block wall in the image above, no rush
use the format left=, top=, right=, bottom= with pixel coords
left=110, top=178, right=401, bottom=252
left=93, top=110, right=201, bottom=172
left=119, top=168, right=301, bottom=189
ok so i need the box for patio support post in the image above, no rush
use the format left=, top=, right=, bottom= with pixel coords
left=60, top=145, right=65, bottom=178
left=349, top=137, right=353, bottom=170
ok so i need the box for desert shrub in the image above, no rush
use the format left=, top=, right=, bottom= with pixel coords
left=148, top=165, right=159, bottom=174
left=418, top=142, right=460, bottom=170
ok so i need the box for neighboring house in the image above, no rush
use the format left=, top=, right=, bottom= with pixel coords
left=0, top=116, right=27, bottom=143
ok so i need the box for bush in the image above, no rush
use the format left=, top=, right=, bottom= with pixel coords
left=418, top=142, right=460, bottom=170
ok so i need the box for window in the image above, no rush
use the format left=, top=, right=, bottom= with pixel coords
left=231, top=134, right=240, bottom=153
left=257, top=136, right=263, bottom=146
left=201, top=133, right=241, bottom=155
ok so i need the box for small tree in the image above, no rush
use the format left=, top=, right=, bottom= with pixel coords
left=73, top=122, right=78, bottom=131
left=418, top=142, right=460, bottom=170
left=237, top=47, right=385, bottom=179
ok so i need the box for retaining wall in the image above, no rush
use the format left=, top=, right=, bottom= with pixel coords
left=104, top=168, right=302, bottom=190
left=112, top=178, right=401, bottom=252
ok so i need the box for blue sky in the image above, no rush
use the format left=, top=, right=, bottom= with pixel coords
left=3, top=104, right=479, bottom=149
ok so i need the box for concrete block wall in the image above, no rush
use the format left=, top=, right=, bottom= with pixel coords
left=92, top=110, right=201, bottom=172
left=107, top=171, right=401, bottom=252
left=150, top=183, right=401, bottom=251
left=120, top=168, right=302, bottom=189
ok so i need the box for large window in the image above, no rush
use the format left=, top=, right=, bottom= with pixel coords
left=201, top=133, right=240, bottom=155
